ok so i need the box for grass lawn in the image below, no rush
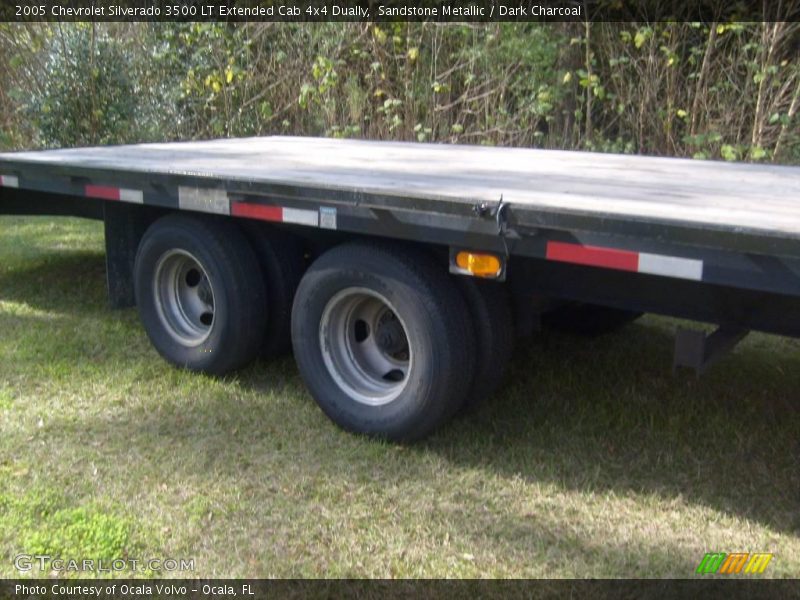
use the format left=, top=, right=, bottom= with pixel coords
left=0, top=215, right=798, bottom=579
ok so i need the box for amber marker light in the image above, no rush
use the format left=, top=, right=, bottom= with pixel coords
left=455, top=251, right=503, bottom=278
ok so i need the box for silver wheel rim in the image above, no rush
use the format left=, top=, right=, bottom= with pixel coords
left=319, top=288, right=412, bottom=406
left=153, top=250, right=216, bottom=346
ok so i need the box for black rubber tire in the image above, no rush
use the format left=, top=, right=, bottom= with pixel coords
left=543, top=303, right=643, bottom=337
left=134, top=214, right=267, bottom=375
left=241, top=224, right=305, bottom=359
left=455, top=278, right=514, bottom=411
left=291, top=241, right=476, bottom=441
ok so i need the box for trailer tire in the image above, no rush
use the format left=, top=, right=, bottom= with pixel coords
left=455, top=278, right=514, bottom=411
left=544, top=303, right=643, bottom=336
left=134, top=214, right=267, bottom=375
left=291, top=242, right=476, bottom=441
left=241, top=224, right=305, bottom=358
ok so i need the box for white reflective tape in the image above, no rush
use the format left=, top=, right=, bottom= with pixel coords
left=0, top=175, right=19, bottom=188
left=178, top=187, right=230, bottom=215
left=319, top=207, right=337, bottom=230
left=119, top=188, right=144, bottom=204
left=282, top=207, right=319, bottom=227
left=638, top=253, right=703, bottom=281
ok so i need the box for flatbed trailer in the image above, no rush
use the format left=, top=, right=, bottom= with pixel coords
left=1, top=137, right=799, bottom=440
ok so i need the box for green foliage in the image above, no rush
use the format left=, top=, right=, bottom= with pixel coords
left=157, top=23, right=256, bottom=138
left=1, top=22, right=798, bottom=163
left=22, top=507, right=131, bottom=560
left=27, top=25, right=137, bottom=147
left=0, top=482, right=135, bottom=568
left=0, top=385, right=13, bottom=410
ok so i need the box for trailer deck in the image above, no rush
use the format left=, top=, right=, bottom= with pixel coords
left=2, top=136, right=800, bottom=241
left=2, top=136, right=800, bottom=301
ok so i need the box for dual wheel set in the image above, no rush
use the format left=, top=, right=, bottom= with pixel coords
left=133, top=214, right=514, bottom=441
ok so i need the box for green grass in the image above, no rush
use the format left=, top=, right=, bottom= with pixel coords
left=0, top=215, right=798, bottom=578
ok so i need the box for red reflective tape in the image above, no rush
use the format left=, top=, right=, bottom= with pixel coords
left=546, top=241, right=639, bottom=272
left=231, top=202, right=283, bottom=222
left=85, top=185, right=120, bottom=201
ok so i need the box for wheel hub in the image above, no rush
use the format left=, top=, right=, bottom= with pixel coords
left=153, top=250, right=216, bottom=346
left=375, top=317, right=406, bottom=355
left=319, top=288, right=412, bottom=406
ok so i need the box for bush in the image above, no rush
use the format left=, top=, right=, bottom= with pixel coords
left=2, top=22, right=797, bottom=164
left=28, top=24, right=137, bottom=148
